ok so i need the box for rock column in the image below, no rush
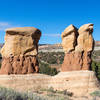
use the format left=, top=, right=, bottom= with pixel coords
left=0, top=27, right=41, bottom=74
left=61, top=23, right=94, bottom=71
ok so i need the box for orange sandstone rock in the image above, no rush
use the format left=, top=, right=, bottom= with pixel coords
left=0, top=27, right=41, bottom=74
left=61, top=24, right=78, bottom=53
left=61, top=23, right=94, bottom=71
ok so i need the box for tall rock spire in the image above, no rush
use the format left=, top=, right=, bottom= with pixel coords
left=61, top=23, right=94, bottom=71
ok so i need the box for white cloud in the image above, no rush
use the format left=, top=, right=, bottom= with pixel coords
left=0, top=22, right=9, bottom=26
left=0, top=22, right=61, bottom=38
left=0, top=22, right=11, bottom=31
left=0, top=22, right=21, bottom=31
left=43, top=33, right=61, bottom=37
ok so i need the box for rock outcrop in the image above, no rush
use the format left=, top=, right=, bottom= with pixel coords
left=61, top=23, right=94, bottom=71
left=0, top=71, right=99, bottom=96
left=0, top=27, right=41, bottom=74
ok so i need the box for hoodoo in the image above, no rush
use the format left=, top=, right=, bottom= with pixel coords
left=61, top=23, right=94, bottom=71
left=0, top=27, right=41, bottom=74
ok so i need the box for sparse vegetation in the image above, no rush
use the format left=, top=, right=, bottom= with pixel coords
left=92, top=50, right=100, bottom=62
left=91, top=61, right=100, bottom=80
left=0, top=53, right=1, bottom=68
left=90, top=90, right=100, bottom=100
left=0, top=87, right=71, bottom=100
left=39, top=87, right=72, bottom=100
left=90, top=90, right=100, bottom=97
left=0, top=53, right=1, bottom=57
left=0, top=63, right=1, bottom=68
left=39, top=61, right=58, bottom=76
left=0, top=87, right=45, bottom=100
left=47, top=87, right=73, bottom=97
left=38, top=52, right=64, bottom=64
left=38, top=52, right=64, bottom=75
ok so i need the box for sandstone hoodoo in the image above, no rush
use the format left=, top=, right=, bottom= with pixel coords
left=61, top=24, right=78, bottom=53
left=0, top=27, right=41, bottom=74
left=61, top=23, right=94, bottom=71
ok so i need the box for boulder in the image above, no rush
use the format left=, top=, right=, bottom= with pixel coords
left=0, top=27, right=41, bottom=74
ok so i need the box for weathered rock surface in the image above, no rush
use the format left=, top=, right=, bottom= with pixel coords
left=61, top=52, right=83, bottom=71
left=75, top=24, right=94, bottom=52
left=0, top=56, right=39, bottom=74
left=0, top=27, right=41, bottom=74
left=0, top=71, right=99, bottom=96
left=61, top=24, right=78, bottom=53
left=61, top=52, right=92, bottom=71
left=61, top=23, right=94, bottom=71
left=1, top=27, right=41, bottom=57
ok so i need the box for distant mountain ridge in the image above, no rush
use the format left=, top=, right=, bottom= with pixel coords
left=39, top=41, right=100, bottom=52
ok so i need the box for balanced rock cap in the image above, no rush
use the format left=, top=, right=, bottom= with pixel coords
left=78, top=23, right=93, bottom=34
left=6, top=27, right=41, bottom=38
left=1, top=27, right=41, bottom=57
left=61, top=24, right=78, bottom=53
left=61, top=24, right=78, bottom=39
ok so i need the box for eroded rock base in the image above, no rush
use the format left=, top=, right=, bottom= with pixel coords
left=0, top=71, right=99, bottom=96
left=61, top=52, right=92, bottom=71
left=0, top=56, right=39, bottom=74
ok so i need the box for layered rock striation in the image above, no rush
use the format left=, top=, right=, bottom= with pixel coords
left=0, top=71, right=99, bottom=96
left=0, top=27, right=41, bottom=74
left=61, top=24, right=94, bottom=71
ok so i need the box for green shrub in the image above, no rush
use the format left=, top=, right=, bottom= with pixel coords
left=0, top=53, right=1, bottom=57
left=90, top=90, right=100, bottom=97
left=0, top=53, right=1, bottom=68
left=0, top=87, right=70, bottom=100
left=40, top=87, right=72, bottom=99
left=0, top=87, right=46, bottom=100
left=46, top=87, right=56, bottom=93
left=38, top=52, right=64, bottom=64
left=0, top=63, right=1, bottom=69
left=91, top=61, right=100, bottom=80
left=91, top=61, right=97, bottom=71
left=39, top=61, right=58, bottom=76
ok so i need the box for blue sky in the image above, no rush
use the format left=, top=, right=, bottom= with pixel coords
left=0, top=0, right=100, bottom=44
